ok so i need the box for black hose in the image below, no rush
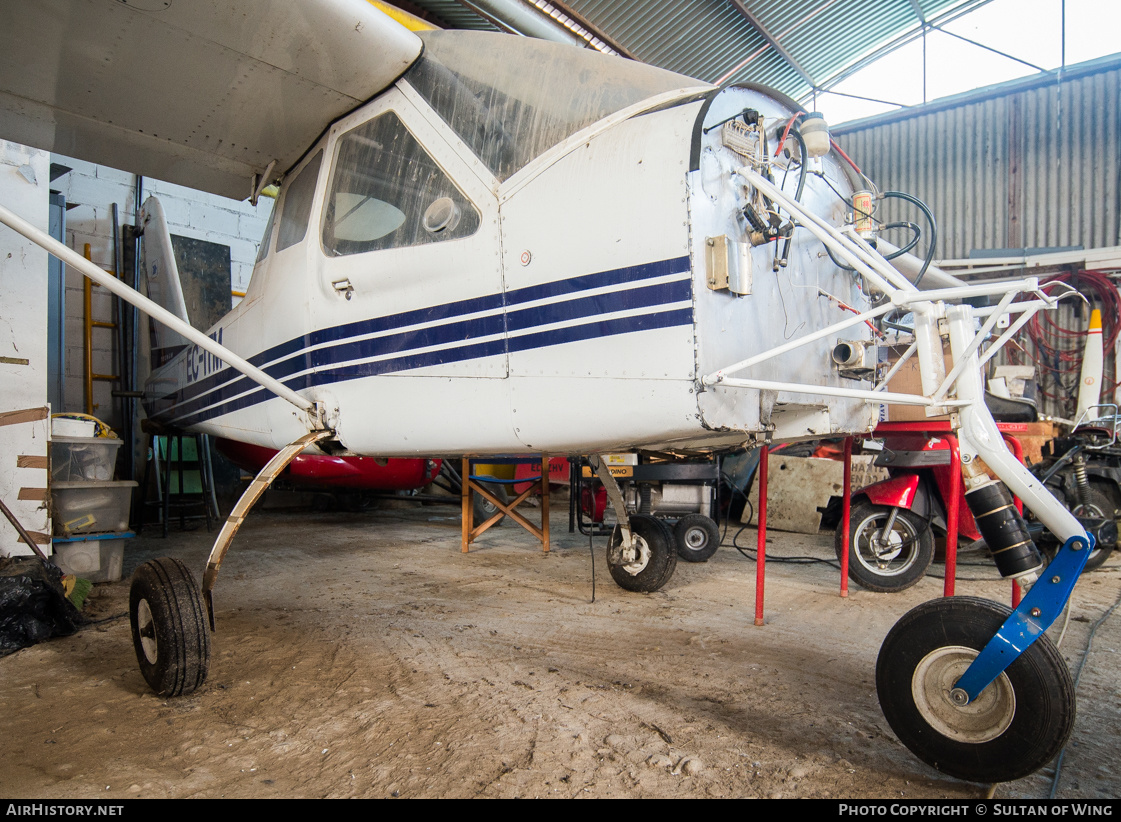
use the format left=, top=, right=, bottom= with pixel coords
left=815, top=175, right=934, bottom=284
left=825, top=221, right=920, bottom=269
left=780, top=130, right=810, bottom=263
left=881, top=222, right=921, bottom=258
left=883, top=191, right=937, bottom=286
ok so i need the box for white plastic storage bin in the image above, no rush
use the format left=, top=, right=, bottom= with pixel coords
left=51, top=417, right=97, bottom=438
left=52, top=481, right=137, bottom=536
left=51, top=436, right=122, bottom=482
left=52, top=532, right=132, bottom=583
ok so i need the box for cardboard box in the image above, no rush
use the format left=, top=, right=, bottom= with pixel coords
left=882, top=344, right=954, bottom=423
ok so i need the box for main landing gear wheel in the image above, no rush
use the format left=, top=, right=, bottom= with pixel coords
left=608, top=514, right=676, bottom=593
left=674, top=513, right=720, bottom=562
left=877, top=596, right=1075, bottom=783
left=835, top=500, right=934, bottom=592
left=130, top=557, right=211, bottom=697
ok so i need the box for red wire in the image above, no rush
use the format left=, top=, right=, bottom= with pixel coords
left=773, top=111, right=806, bottom=158
left=1010, top=270, right=1119, bottom=407
left=829, top=139, right=863, bottom=176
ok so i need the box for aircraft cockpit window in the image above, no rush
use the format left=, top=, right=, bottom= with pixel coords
left=276, top=151, right=323, bottom=253
left=407, top=30, right=696, bottom=181
left=322, top=110, right=480, bottom=256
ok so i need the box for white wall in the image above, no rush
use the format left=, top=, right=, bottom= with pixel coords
left=49, top=154, right=273, bottom=426
left=0, top=141, right=51, bottom=556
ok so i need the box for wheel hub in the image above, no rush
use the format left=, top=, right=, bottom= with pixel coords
left=621, top=535, right=651, bottom=575
left=136, top=598, right=158, bottom=664
left=870, top=528, right=904, bottom=564
left=912, top=645, right=1016, bottom=743
left=683, top=528, right=708, bottom=551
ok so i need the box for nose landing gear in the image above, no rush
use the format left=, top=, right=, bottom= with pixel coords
left=877, top=596, right=1075, bottom=783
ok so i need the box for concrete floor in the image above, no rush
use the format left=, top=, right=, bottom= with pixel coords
left=2, top=496, right=1119, bottom=799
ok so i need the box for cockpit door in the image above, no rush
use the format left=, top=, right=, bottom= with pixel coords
left=314, top=88, right=505, bottom=379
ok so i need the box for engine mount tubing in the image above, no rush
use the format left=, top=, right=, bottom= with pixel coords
left=931, top=290, right=1017, bottom=404
left=755, top=445, right=768, bottom=626
left=947, top=305, right=1085, bottom=544
left=892, top=277, right=1043, bottom=307
left=704, top=302, right=895, bottom=382
left=711, top=376, right=970, bottom=407
left=705, top=279, right=1044, bottom=391
left=977, top=303, right=1045, bottom=369
left=875, top=237, right=966, bottom=291
left=874, top=340, right=919, bottom=393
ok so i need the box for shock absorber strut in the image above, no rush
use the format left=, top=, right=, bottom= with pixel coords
left=1072, top=454, right=1091, bottom=508
left=964, top=477, right=1044, bottom=581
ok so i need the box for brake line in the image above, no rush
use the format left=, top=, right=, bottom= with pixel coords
left=1048, top=581, right=1121, bottom=798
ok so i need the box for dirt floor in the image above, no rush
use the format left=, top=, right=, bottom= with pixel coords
left=2, top=496, right=1119, bottom=800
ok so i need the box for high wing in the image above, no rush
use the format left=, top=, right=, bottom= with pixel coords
left=0, top=0, right=422, bottom=200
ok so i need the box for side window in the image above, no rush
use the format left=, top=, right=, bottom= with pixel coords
left=276, top=151, right=323, bottom=252
left=322, top=111, right=480, bottom=256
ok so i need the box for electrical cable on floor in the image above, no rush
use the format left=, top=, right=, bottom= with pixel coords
left=730, top=524, right=843, bottom=568
left=1048, top=583, right=1121, bottom=798
left=587, top=526, right=596, bottom=604
left=1054, top=596, right=1074, bottom=649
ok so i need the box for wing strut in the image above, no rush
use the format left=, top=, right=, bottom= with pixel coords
left=0, top=203, right=322, bottom=423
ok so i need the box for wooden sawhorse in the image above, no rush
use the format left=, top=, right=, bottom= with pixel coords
left=461, top=456, right=551, bottom=553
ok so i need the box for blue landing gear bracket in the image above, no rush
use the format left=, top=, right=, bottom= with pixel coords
left=954, top=532, right=1094, bottom=702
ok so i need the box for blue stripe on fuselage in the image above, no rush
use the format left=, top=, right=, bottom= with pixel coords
left=151, top=255, right=693, bottom=427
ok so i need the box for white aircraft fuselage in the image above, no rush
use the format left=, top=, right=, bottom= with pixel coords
left=143, top=30, right=874, bottom=458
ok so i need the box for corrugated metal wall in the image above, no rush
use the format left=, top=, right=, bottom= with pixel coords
left=833, top=57, right=1121, bottom=260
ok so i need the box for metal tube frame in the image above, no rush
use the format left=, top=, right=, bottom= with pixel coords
left=710, top=161, right=1091, bottom=702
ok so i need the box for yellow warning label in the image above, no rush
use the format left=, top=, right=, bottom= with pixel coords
left=581, top=466, right=634, bottom=478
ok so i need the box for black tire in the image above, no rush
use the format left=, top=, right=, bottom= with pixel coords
left=472, top=480, right=507, bottom=526
left=129, top=557, right=211, bottom=697
left=608, top=514, right=675, bottom=593
left=877, top=596, right=1075, bottom=783
left=1071, top=488, right=1116, bottom=571
left=834, top=499, right=934, bottom=592
left=652, top=516, right=678, bottom=589
left=674, top=513, right=720, bottom=562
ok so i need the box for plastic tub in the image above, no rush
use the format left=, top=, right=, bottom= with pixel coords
left=51, top=437, right=122, bottom=482
left=52, top=532, right=133, bottom=583
left=52, top=417, right=97, bottom=438
left=52, top=481, right=136, bottom=536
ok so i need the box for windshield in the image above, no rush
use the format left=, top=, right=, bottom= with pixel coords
left=407, top=30, right=700, bottom=182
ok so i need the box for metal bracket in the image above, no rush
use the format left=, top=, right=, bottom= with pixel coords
left=952, top=532, right=1094, bottom=703
left=590, top=455, right=633, bottom=561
